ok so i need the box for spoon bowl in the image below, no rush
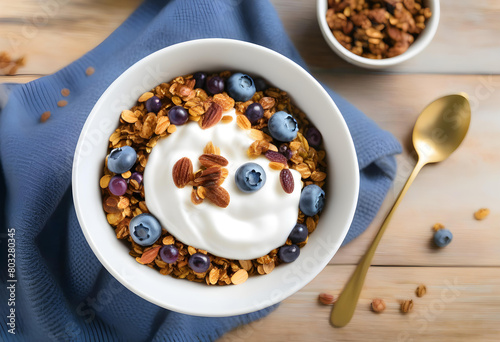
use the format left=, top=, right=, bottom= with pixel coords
left=330, top=93, right=471, bottom=327
left=413, top=94, right=471, bottom=163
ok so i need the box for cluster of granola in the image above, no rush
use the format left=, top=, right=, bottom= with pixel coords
left=100, top=71, right=327, bottom=285
left=326, top=0, right=432, bottom=59
left=0, top=52, right=25, bottom=76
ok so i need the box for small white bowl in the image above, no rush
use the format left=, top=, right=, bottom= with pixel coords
left=317, top=0, right=440, bottom=69
left=72, top=39, right=359, bottom=317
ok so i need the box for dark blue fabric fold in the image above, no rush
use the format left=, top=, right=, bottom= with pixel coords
left=0, top=0, right=401, bottom=341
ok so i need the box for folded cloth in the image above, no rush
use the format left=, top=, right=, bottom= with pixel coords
left=0, top=0, right=401, bottom=341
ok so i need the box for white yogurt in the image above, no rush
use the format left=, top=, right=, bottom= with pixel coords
left=144, top=109, right=302, bottom=260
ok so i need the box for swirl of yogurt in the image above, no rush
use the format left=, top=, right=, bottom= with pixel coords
left=144, top=109, right=302, bottom=260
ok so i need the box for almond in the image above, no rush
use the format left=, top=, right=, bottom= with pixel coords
left=138, top=246, right=161, bottom=264
left=172, top=157, right=193, bottom=188
left=319, top=293, right=336, bottom=305
left=194, top=167, right=221, bottom=185
left=259, top=96, right=276, bottom=110
left=204, top=185, right=230, bottom=208
left=280, top=169, right=295, bottom=194
left=201, top=102, right=223, bottom=129
left=199, top=154, right=229, bottom=168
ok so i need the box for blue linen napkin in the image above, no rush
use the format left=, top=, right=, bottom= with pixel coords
left=0, top=0, right=401, bottom=341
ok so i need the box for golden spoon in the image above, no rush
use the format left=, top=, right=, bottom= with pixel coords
left=331, top=93, right=471, bottom=327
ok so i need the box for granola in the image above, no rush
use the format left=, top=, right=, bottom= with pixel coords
left=326, top=0, right=432, bottom=59
left=100, top=71, right=328, bottom=285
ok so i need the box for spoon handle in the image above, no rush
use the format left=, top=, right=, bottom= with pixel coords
left=330, top=158, right=426, bottom=327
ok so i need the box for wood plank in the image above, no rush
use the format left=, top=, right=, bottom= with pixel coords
left=321, top=74, right=500, bottom=267
left=1, top=0, right=500, bottom=74
left=0, top=0, right=140, bottom=75
left=219, top=265, right=500, bottom=342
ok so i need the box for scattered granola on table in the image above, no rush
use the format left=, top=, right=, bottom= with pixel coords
left=416, top=284, right=427, bottom=297
left=326, top=0, right=432, bottom=59
left=318, top=293, right=337, bottom=305
left=371, top=298, right=386, bottom=313
left=100, top=71, right=328, bottom=285
left=0, top=52, right=26, bottom=76
left=474, top=208, right=490, bottom=221
left=400, top=299, right=414, bottom=313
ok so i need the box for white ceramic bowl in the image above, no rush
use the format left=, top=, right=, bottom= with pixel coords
left=317, top=0, right=440, bottom=69
left=72, top=39, right=359, bottom=317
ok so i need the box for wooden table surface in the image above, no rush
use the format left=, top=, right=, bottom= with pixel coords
left=1, top=0, right=499, bottom=341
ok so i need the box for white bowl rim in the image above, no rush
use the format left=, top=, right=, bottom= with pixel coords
left=316, top=0, right=440, bottom=68
left=72, top=38, right=359, bottom=316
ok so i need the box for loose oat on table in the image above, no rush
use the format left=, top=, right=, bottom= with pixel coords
left=474, top=208, right=490, bottom=221
left=416, top=284, right=427, bottom=297
left=326, top=0, right=432, bottom=59
left=400, top=299, right=414, bottom=313
left=100, top=71, right=328, bottom=285
left=0, top=52, right=26, bottom=76
left=432, top=222, right=445, bottom=231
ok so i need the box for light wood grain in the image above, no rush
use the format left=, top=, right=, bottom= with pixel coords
left=318, top=74, right=500, bottom=267
left=0, top=0, right=140, bottom=75
left=220, top=266, right=500, bottom=342
left=1, top=0, right=500, bottom=74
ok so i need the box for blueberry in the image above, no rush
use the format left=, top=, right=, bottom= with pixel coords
left=289, top=223, right=308, bottom=244
left=108, top=176, right=127, bottom=196
left=168, top=105, right=188, bottom=125
left=245, top=103, right=264, bottom=124
left=107, top=146, right=137, bottom=174
left=193, top=72, right=207, bottom=89
left=145, top=96, right=162, bottom=113
left=160, top=245, right=179, bottom=263
left=254, top=77, right=267, bottom=92
left=278, top=244, right=300, bottom=263
left=235, top=162, right=266, bottom=193
left=299, top=184, right=325, bottom=216
left=278, top=144, right=293, bottom=160
left=130, top=172, right=143, bottom=185
left=226, top=73, right=256, bottom=102
left=268, top=111, right=298, bottom=142
left=129, top=213, right=162, bottom=246
left=433, top=229, right=453, bottom=247
left=206, top=75, right=224, bottom=95
left=304, top=127, right=323, bottom=147
left=188, top=253, right=211, bottom=273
